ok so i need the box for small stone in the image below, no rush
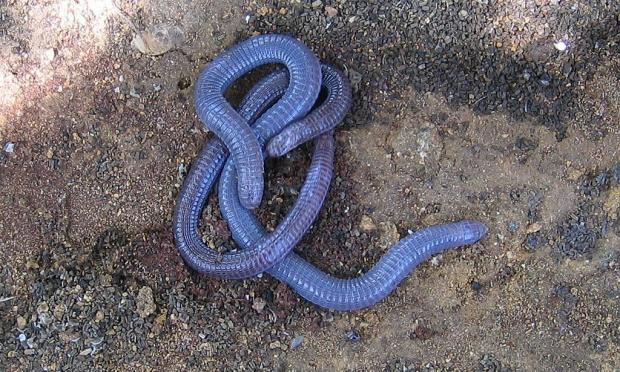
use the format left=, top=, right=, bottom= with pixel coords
left=95, top=310, right=104, bottom=322
left=345, top=329, right=361, bottom=342
left=311, top=0, right=322, bottom=8
left=252, top=297, right=266, bottom=313
left=131, top=24, right=184, bottom=56
left=325, top=6, right=338, bottom=17
left=36, top=302, right=49, bottom=314
left=359, top=215, right=376, bottom=232
left=59, top=331, right=80, bottom=343
left=46, top=148, right=54, bottom=159
left=290, top=335, right=304, bottom=349
left=16, top=315, right=26, bottom=329
left=79, top=348, right=92, bottom=356
left=24, top=349, right=36, bottom=356
left=458, top=9, right=468, bottom=19
left=554, top=40, right=567, bottom=52
left=151, top=310, right=167, bottom=336
left=269, top=340, right=282, bottom=349
left=53, top=304, right=66, bottom=319
left=3, top=142, right=14, bottom=153
left=136, top=286, right=156, bottom=318
left=526, top=222, right=542, bottom=234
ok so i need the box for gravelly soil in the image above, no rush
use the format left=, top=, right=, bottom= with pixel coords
left=0, top=0, right=619, bottom=370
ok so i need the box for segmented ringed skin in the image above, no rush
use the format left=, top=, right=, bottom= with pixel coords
left=194, top=34, right=322, bottom=209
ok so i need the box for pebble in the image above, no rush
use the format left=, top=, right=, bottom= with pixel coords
left=252, top=297, right=266, bottom=313
left=345, top=329, right=361, bottom=342
left=79, top=348, right=92, bottom=356
left=290, top=335, right=304, bottom=349
left=131, top=24, right=184, bottom=56
left=325, top=6, right=338, bottom=17
left=36, top=302, right=49, bottom=314
left=95, top=310, right=105, bottom=322
left=3, top=142, right=14, bottom=153
left=554, top=40, right=568, bottom=52
left=458, top=9, right=468, bottom=19
left=359, top=215, right=376, bottom=232
left=539, top=74, right=551, bottom=87
left=136, top=286, right=156, bottom=318
left=311, top=0, right=322, bottom=9
left=16, top=315, right=26, bottom=329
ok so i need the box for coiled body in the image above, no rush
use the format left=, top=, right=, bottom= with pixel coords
left=174, top=33, right=487, bottom=310
left=174, top=66, right=336, bottom=279
left=194, top=34, right=322, bottom=209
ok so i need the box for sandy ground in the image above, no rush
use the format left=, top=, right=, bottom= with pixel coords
left=0, top=0, right=619, bottom=370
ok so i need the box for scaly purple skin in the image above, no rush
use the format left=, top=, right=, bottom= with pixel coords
left=194, top=34, right=322, bottom=209
left=176, top=53, right=488, bottom=309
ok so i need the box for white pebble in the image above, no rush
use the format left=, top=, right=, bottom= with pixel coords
left=554, top=40, right=567, bottom=52
left=3, top=142, right=14, bottom=153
